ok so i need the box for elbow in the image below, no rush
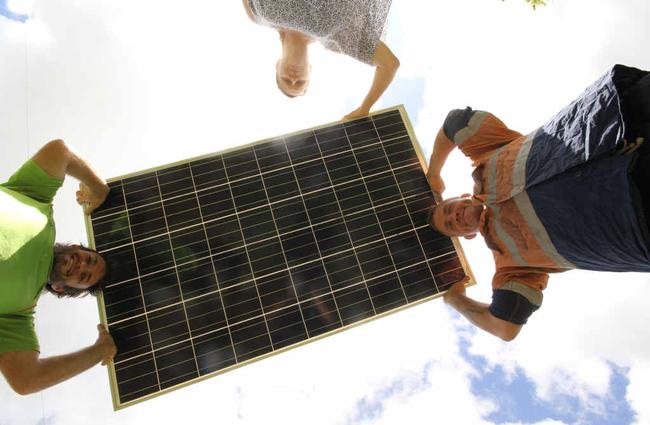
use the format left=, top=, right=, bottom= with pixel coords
left=42, top=139, right=72, bottom=165
left=376, top=50, right=399, bottom=74
left=387, top=55, right=400, bottom=75
left=2, top=364, right=41, bottom=395
left=45, top=139, right=69, bottom=156
left=499, top=332, right=517, bottom=343
left=40, top=138, right=73, bottom=175
left=15, top=386, right=34, bottom=396
left=386, top=45, right=400, bottom=71
left=0, top=352, right=44, bottom=395
left=8, top=376, right=37, bottom=396
left=497, top=324, right=522, bottom=342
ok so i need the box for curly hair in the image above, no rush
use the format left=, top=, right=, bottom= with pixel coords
left=45, top=243, right=110, bottom=298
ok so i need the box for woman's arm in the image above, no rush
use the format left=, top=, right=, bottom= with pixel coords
left=242, top=0, right=256, bottom=22
left=344, top=41, right=400, bottom=120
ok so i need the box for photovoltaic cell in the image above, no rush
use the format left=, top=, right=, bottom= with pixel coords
left=87, top=107, right=472, bottom=409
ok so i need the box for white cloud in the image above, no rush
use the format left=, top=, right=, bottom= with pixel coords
left=461, top=272, right=650, bottom=421
left=626, top=360, right=650, bottom=425
left=7, top=0, right=33, bottom=15
left=502, top=420, right=568, bottom=425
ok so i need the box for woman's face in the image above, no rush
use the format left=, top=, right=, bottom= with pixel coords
left=276, top=58, right=311, bottom=97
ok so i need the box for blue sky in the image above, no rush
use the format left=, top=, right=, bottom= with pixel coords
left=0, top=0, right=29, bottom=22
left=382, top=75, right=426, bottom=124
left=1, top=1, right=650, bottom=424
left=460, top=332, right=636, bottom=425
left=346, top=361, right=434, bottom=425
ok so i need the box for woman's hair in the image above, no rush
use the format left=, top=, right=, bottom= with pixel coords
left=44, top=243, right=111, bottom=298
left=276, top=71, right=299, bottom=98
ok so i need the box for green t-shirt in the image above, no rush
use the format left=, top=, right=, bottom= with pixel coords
left=0, top=160, right=63, bottom=354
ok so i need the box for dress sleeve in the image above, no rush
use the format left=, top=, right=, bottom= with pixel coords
left=320, top=31, right=376, bottom=65
left=0, top=313, right=40, bottom=354
left=0, top=159, right=64, bottom=204
left=442, top=107, right=523, bottom=163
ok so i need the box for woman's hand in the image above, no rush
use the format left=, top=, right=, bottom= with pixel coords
left=343, top=107, right=370, bottom=121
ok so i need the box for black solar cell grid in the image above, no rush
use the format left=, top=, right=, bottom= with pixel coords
left=87, top=107, right=469, bottom=409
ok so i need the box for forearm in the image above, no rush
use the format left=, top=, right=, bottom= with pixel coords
left=0, top=344, right=107, bottom=395
left=359, top=41, right=399, bottom=112
left=446, top=292, right=493, bottom=330
left=32, top=139, right=108, bottom=201
left=29, top=345, right=107, bottom=393
left=359, top=65, right=397, bottom=112
left=445, top=292, right=520, bottom=341
left=427, top=128, right=455, bottom=178
left=65, top=150, right=109, bottom=196
left=33, top=140, right=106, bottom=188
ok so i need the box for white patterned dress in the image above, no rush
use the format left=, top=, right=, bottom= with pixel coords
left=248, top=0, right=392, bottom=65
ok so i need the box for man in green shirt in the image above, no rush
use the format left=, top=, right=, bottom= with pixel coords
left=0, top=139, right=116, bottom=395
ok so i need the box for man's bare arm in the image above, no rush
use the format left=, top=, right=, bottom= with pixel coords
left=426, top=128, right=456, bottom=195
left=443, top=281, right=522, bottom=341
left=0, top=324, right=116, bottom=395
left=31, top=139, right=109, bottom=214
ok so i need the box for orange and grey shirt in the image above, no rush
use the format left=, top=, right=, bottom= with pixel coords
left=441, top=65, right=650, bottom=323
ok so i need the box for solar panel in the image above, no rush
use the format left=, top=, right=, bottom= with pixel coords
left=86, top=106, right=474, bottom=410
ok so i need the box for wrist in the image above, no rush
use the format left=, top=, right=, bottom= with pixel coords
left=427, top=170, right=441, bottom=181
left=443, top=290, right=464, bottom=306
left=91, top=181, right=109, bottom=200
left=358, top=103, right=372, bottom=114
left=94, top=342, right=113, bottom=364
left=94, top=340, right=108, bottom=355
left=427, top=162, right=443, bottom=176
left=99, top=181, right=109, bottom=196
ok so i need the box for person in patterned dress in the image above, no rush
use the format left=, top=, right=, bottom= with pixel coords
left=242, top=0, right=399, bottom=120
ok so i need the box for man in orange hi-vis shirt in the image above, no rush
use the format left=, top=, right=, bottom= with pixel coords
left=427, top=64, right=650, bottom=341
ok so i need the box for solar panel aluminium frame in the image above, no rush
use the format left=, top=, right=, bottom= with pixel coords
left=84, top=105, right=475, bottom=410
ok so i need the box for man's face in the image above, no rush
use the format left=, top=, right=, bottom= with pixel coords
left=51, top=245, right=107, bottom=290
left=430, top=195, right=484, bottom=238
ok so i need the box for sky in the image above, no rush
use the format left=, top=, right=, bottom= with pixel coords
left=1, top=0, right=649, bottom=424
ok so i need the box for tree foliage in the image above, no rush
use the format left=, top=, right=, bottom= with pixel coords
left=503, top=0, right=547, bottom=9
left=526, top=0, right=546, bottom=9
